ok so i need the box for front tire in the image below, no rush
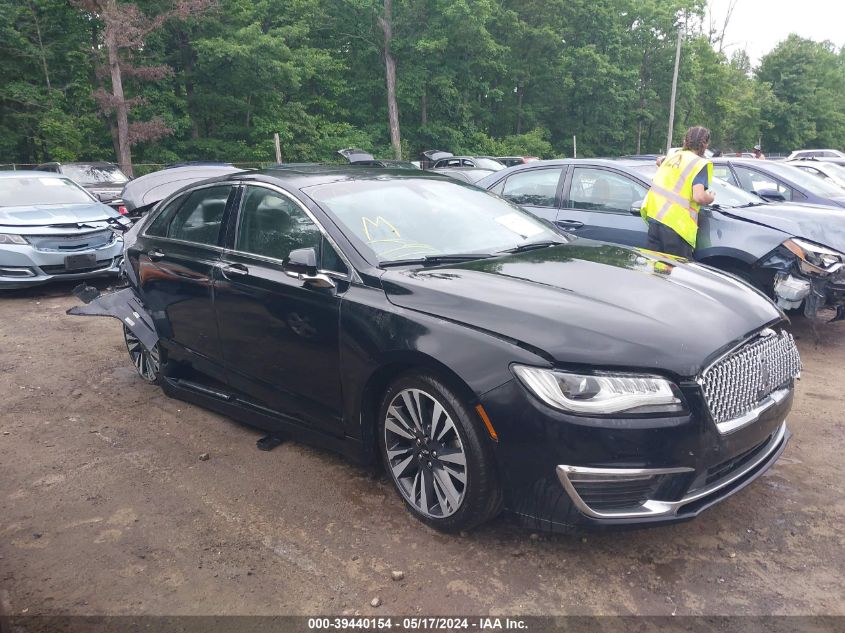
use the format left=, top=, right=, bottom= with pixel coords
left=123, top=325, right=161, bottom=385
left=378, top=373, right=501, bottom=532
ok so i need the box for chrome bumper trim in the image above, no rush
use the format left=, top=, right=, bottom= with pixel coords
left=556, top=421, right=787, bottom=520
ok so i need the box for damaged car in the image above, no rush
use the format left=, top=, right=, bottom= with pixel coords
left=0, top=171, right=129, bottom=290
left=478, top=159, right=845, bottom=321
left=71, top=166, right=800, bottom=533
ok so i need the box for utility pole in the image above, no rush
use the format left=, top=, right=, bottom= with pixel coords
left=273, top=133, right=282, bottom=164
left=666, top=27, right=683, bottom=155
left=573, top=135, right=577, bottom=159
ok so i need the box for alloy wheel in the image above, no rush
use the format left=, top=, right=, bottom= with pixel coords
left=383, top=388, right=468, bottom=518
left=123, top=326, right=160, bottom=383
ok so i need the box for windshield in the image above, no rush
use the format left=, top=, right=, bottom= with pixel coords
left=305, top=177, right=564, bottom=263
left=761, top=162, right=845, bottom=197
left=475, top=158, right=505, bottom=171
left=0, top=176, right=95, bottom=206
left=631, top=164, right=763, bottom=208
left=62, top=164, right=129, bottom=185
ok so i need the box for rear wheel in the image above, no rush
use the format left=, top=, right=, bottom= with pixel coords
left=378, top=373, right=501, bottom=532
left=123, top=325, right=161, bottom=384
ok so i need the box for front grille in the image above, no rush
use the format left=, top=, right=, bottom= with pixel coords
left=25, top=229, right=115, bottom=252
left=700, top=329, right=801, bottom=426
left=40, top=259, right=114, bottom=275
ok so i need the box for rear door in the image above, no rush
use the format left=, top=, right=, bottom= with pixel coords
left=213, top=183, right=349, bottom=436
left=557, top=166, right=650, bottom=247
left=131, top=183, right=235, bottom=382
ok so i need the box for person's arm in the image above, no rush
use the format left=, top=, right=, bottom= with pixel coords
left=691, top=165, right=715, bottom=205
left=692, top=184, right=715, bottom=205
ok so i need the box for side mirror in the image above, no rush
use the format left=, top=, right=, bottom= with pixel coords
left=755, top=188, right=786, bottom=202
left=630, top=200, right=644, bottom=216
left=283, top=247, right=335, bottom=289
left=284, top=247, right=318, bottom=276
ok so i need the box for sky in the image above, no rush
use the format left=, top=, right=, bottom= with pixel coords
left=707, top=0, right=845, bottom=65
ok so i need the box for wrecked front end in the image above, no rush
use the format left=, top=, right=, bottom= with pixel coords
left=760, top=238, right=845, bottom=321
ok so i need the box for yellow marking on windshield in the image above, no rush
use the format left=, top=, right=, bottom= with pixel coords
left=362, top=216, right=401, bottom=242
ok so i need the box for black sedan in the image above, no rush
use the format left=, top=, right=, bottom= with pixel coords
left=71, top=167, right=800, bottom=533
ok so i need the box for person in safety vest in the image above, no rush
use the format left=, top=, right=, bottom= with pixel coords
left=641, top=126, right=715, bottom=258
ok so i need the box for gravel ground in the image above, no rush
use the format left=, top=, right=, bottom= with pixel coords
left=0, top=280, right=843, bottom=617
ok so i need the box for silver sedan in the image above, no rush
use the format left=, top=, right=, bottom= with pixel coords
left=0, top=171, right=129, bottom=290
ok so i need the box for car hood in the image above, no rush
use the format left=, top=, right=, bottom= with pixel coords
left=381, top=242, right=782, bottom=377
left=717, top=202, right=845, bottom=252
left=0, top=202, right=118, bottom=227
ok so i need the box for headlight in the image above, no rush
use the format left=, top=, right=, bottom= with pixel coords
left=512, top=365, right=685, bottom=415
left=0, top=233, right=28, bottom=245
left=783, top=238, right=844, bottom=274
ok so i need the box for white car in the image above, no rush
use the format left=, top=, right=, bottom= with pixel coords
left=787, top=149, right=845, bottom=160
left=787, top=159, right=845, bottom=190
left=0, top=171, right=129, bottom=290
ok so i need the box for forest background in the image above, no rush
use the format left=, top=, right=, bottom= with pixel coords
left=3, top=0, right=844, bottom=175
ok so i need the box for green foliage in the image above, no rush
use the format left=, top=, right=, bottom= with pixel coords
left=3, top=0, right=844, bottom=164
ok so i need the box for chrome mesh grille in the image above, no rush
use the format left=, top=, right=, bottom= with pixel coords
left=701, top=330, right=801, bottom=426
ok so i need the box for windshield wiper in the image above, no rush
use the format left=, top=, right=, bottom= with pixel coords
left=379, top=253, right=494, bottom=268
left=500, top=240, right=564, bottom=254
left=736, top=202, right=766, bottom=208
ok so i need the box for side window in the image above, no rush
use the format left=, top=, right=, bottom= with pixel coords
left=235, top=187, right=322, bottom=262
left=733, top=167, right=793, bottom=201
left=501, top=168, right=563, bottom=207
left=712, top=164, right=738, bottom=186
left=567, top=167, right=647, bottom=213
left=461, top=159, right=475, bottom=167
left=145, top=193, right=189, bottom=237
left=166, top=185, right=231, bottom=245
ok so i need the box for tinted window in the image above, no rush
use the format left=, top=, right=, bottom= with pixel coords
left=167, top=185, right=231, bottom=245
left=712, top=164, right=738, bottom=186
left=568, top=168, right=647, bottom=213
left=235, top=187, right=322, bottom=261
left=501, top=168, right=562, bottom=207
left=146, top=193, right=188, bottom=237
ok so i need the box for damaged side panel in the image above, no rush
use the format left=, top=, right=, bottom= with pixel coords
left=67, top=285, right=159, bottom=350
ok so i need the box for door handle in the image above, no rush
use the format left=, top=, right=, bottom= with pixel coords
left=220, top=263, right=249, bottom=279
left=556, top=220, right=584, bottom=229
left=147, top=248, right=165, bottom=261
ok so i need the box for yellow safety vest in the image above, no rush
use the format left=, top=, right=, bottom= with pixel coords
left=641, top=150, right=713, bottom=248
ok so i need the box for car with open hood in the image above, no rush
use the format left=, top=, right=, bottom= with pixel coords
left=0, top=171, right=129, bottom=289
left=478, top=159, right=845, bottom=321
left=70, top=167, right=800, bottom=533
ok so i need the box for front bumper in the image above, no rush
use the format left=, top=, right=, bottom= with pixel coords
left=0, top=235, right=123, bottom=290
left=556, top=422, right=787, bottom=521
left=481, top=376, right=792, bottom=533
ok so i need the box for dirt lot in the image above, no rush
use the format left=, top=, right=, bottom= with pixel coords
left=1, top=280, right=844, bottom=617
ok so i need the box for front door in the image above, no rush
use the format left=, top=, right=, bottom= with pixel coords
left=133, top=183, right=235, bottom=382
left=213, top=184, right=348, bottom=436
left=557, top=166, right=650, bottom=248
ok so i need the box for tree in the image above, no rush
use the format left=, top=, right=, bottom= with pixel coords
left=73, top=0, right=215, bottom=175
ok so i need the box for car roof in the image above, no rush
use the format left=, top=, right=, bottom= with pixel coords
left=216, top=166, right=457, bottom=190
left=0, top=170, right=70, bottom=179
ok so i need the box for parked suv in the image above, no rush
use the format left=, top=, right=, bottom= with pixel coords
left=72, top=166, right=799, bottom=533
left=478, top=159, right=845, bottom=320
